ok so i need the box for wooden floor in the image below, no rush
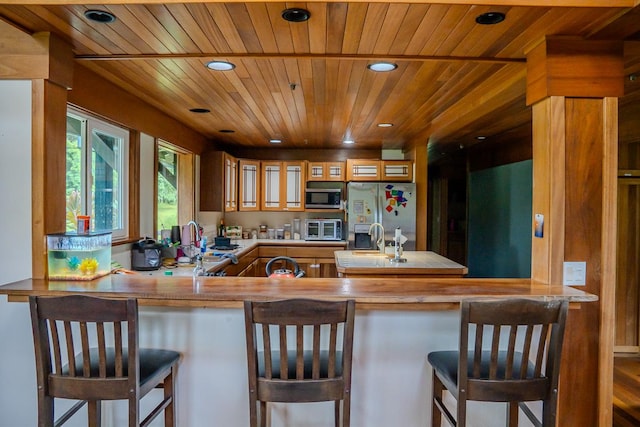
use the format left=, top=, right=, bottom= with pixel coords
left=614, top=355, right=640, bottom=427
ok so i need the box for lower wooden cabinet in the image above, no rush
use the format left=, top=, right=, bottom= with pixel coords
left=226, top=244, right=344, bottom=278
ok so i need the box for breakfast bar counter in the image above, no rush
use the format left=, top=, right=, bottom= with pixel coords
left=0, top=276, right=596, bottom=426
left=0, top=275, right=594, bottom=309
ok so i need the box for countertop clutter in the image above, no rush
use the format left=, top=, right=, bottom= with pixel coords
left=334, top=250, right=468, bottom=278
left=135, top=239, right=348, bottom=277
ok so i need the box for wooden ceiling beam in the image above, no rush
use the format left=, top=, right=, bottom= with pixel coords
left=75, top=52, right=526, bottom=64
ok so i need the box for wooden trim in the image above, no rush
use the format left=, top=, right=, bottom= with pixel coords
left=414, top=145, right=428, bottom=251
left=128, top=131, right=141, bottom=241
left=531, top=96, right=565, bottom=284
left=178, top=152, right=196, bottom=226
left=599, top=97, right=618, bottom=427
left=526, top=37, right=624, bottom=106
left=32, top=80, right=68, bottom=279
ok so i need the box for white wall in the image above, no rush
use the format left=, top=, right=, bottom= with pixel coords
left=0, top=80, right=38, bottom=426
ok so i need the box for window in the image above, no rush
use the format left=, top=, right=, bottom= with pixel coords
left=66, top=108, right=129, bottom=240
left=157, top=142, right=178, bottom=236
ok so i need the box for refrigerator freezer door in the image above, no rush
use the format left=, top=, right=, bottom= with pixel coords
left=379, top=183, right=416, bottom=251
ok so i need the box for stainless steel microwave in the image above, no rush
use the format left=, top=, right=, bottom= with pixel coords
left=305, top=219, right=342, bottom=241
left=305, top=188, right=342, bottom=209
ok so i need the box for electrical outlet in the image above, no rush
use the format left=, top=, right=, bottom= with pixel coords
left=563, top=262, right=586, bottom=286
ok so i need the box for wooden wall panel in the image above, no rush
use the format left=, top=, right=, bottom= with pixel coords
left=616, top=179, right=640, bottom=350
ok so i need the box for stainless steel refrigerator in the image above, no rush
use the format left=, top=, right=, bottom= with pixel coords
left=347, top=182, right=416, bottom=251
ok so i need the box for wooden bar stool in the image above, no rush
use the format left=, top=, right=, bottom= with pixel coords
left=244, top=298, right=356, bottom=427
left=29, top=295, right=181, bottom=427
left=427, top=298, right=569, bottom=427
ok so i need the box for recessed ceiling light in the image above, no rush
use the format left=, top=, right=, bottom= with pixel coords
left=84, top=9, right=116, bottom=23
left=282, top=8, right=311, bottom=22
left=475, top=12, right=506, bottom=25
left=269, top=139, right=282, bottom=144
left=219, top=129, right=235, bottom=133
left=367, top=62, right=398, bottom=72
left=189, top=108, right=210, bottom=113
left=206, top=61, right=235, bottom=71
left=377, top=123, right=394, bottom=128
left=476, top=136, right=487, bottom=140
left=343, top=139, right=355, bottom=145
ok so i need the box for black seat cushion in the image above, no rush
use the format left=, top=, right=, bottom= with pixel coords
left=257, top=350, right=343, bottom=379
left=64, top=347, right=180, bottom=387
left=428, top=350, right=537, bottom=391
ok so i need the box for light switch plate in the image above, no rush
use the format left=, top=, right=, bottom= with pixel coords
left=563, top=262, right=586, bottom=286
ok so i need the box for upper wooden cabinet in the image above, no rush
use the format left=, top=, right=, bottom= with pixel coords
left=200, top=151, right=237, bottom=212
left=238, top=159, right=260, bottom=211
left=346, top=159, right=413, bottom=182
left=307, top=161, right=345, bottom=181
left=346, top=159, right=381, bottom=181
left=261, top=161, right=306, bottom=211
left=382, top=160, right=414, bottom=182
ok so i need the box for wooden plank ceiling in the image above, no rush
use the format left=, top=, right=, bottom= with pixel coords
left=1, top=1, right=639, bottom=157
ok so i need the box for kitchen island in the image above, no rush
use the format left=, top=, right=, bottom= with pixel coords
left=0, top=276, right=595, bottom=426
left=334, top=250, right=468, bottom=278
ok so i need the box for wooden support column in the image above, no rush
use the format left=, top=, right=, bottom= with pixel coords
left=0, top=19, right=73, bottom=278
left=527, top=37, right=623, bottom=426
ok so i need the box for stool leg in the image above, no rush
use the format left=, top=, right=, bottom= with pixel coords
left=432, top=370, right=444, bottom=427
left=164, top=366, right=176, bottom=427
left=259, top=401, right=267, bottom=427
left=37, top=395, right=54, bottom=427
left=88, top=400, right=101, bottom=427
left=507, top=402, right=518, bottom=427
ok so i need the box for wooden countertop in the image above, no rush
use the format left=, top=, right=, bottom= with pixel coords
left=334, top=250, right=468, bottom=277
left=0, top=276, right=596, bottom=310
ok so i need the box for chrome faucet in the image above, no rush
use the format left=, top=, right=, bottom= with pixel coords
left=368, top=223, right=385, bottom=254
left=186, top=220, right=201, bottom=244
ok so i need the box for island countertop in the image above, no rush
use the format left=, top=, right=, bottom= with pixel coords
left=0, top=275, right=595, bottom=310
left=334, top=250, right=469, bottom=278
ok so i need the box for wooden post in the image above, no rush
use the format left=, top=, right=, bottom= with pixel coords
left=527, top=37, right=623, bottom=426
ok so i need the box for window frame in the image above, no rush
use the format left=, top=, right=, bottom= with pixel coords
left=66, top=107, right=130, bottom=241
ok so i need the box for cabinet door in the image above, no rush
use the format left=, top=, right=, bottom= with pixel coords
left=224, top=153, right=237, bottom=211
left=284, top=162, right=305, bottom=211
left=239, top=159, right=260, bottom=211
left=382, top=160, right=413, bottom=182
left=318, top=258, right=338, bottom=278
left=346, top=159, right=381, bottom=181
left=308, top=162, right=325, bottom=181
left=308, top=161, right=345, bottom=181
left=261, top=161, right=282, bottom=210
left=326, top=162, right=345, bottom=181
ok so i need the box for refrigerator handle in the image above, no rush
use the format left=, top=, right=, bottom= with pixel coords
left=376, top=185, right=383, bottom=244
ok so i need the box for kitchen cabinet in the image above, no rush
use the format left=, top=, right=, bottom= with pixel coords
left=346, top=159, right=380, bottom=181
left=261, top=161, right=306, bottom=211
left=238, top=159, right=260, bottom=211
left=256, top=245, right=342, bottom=278
left=382, top=160, right=413, bottom=182
left=200, top=151, right=237, bottom=212
left=307, top=161, right=345, bottom=181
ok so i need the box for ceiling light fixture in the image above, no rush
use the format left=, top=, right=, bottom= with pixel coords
left=282, top=8, right=311, bottom=22
left=206, top=60, right=235, bottom=71
left=343, top=139, right=355, bottom=145
left=219, top=129, right=235, bottom=133
left=269, top=139, right=282, bottom=144
left=189, top=108, right=210, bottom=113
left=367, top=62, right=398, bottom=72
left=84, top=9, right=116, bottom=23
left=377, top=123, right=394, bottom=128
left=476, top=136, right=487, bottom=140
left=475, top=12, right=506, bottom=25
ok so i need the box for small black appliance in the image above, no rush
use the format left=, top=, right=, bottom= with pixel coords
left=131, top=238, right=163, bottom=270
